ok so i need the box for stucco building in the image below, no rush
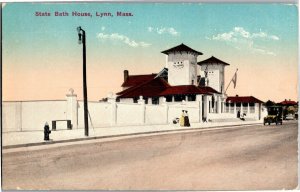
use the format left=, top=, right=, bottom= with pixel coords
left=116, top=43, right=263, bottom=121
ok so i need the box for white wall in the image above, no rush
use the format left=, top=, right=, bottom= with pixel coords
left=22, top=101, right=67, bottom=131
left=2, top=102, right=22, bottom=132
left=2, top=100, right=66, bottom=132
left=119, top=98, right=133, bottom=103
left=116, top=103, right=144, bottom=125
left=145, top=105, right=167, bottom=124
left=168, top=102, right=200, bottom=123
left=77, top=101, right=112, bottom=128
left=167, top=52, right=198, bottom=86
left=2, top=95, right=264, bottom=132
left=200, top=64, right=225, bottom=93
left=207, top=113, right=236, bottom=120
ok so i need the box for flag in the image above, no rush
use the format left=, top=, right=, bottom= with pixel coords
left=232, top=69, right=238, bottom=88
left=224, top=68, right=238, bottom=94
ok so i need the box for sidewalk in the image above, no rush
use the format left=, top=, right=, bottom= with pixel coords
left=3, top=120, right=263, bottom=148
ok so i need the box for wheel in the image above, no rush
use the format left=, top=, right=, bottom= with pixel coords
left=268, top=122, right=270, bottom=125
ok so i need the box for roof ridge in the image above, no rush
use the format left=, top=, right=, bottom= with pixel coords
left=121, top=73, right=158, bottom=87
left=170, top=85, right=196, bottom=87
left=128, top=73, right=157, bottom=77
left=161, top=43, right=203, bottom=55
left=197, top=56, right=230, bottom=66
left=159, top=84, right=212, bottom=96
left=118, top=77, right=170, bottom=97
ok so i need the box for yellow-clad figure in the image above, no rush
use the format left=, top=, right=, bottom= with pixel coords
left=179, top=110, right=185, bottom=126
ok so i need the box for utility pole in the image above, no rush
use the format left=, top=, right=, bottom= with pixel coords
left=77, top=26, right=89, bottom=136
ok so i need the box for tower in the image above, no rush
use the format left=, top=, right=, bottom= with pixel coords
left=161, top=43, right=203, bottom=86
left=197, top=56, right=230, bottom=93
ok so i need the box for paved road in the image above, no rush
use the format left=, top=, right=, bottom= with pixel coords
left=2, top=122, right=298, bottom=190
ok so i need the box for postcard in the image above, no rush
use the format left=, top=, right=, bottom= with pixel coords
left=1, top=2, right=298, bottom=190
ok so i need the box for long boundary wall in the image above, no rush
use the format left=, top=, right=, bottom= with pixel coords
left=2, top=100, right=66, bottom=132
left=2, top=93, right=264, bottom=132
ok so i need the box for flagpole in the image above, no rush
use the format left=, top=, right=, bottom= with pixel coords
left=225, top=68, right=238, bottom=94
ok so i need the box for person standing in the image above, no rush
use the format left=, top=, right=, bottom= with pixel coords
left=179, top=110, right=185, bottom=127
left=44, top=122, right=51, bottom=141
left=184, top=110, right=190, bottom=127
left=237, top=110, right=241, bottom=118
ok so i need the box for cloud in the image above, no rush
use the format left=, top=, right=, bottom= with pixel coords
left=157, top=27, right=179, bottom=36
left=148, top=26, right=180, bottom=36
left=283, top=3, right=297, bottom=6
left=101, top=26, right=105, bottom=31
left=252, top=48, right=276, bottom=56
left=209, top=27, right=279, bottom=55
left=269, top=35, right=280, bottom=40
left=148, top=27, right=153, bottom=32
left=212, top=27, right=279, bottom=41
left=97, top=32, right=151, bottom=48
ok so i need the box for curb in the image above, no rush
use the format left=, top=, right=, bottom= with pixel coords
left=3, top=122, right=264, bottom=149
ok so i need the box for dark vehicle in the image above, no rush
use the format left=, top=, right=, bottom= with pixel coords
left=264, top=106, right=283, bottom=125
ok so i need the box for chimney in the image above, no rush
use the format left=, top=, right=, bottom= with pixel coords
left=124, top=70, right=129, bottom=82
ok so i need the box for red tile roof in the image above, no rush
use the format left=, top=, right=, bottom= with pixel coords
left=226, top=96, right=263, bottom=103
left=121, top=74, right=157, bottom=87
left=278, top=100, right=297, bottom=105
left=161, top=43, right=203, bottom=55
left=117, top=77, right=170, bottom=98
left=198, top=86, right=221, bottom=94
left=198, top=56, right=230, bottom=66
left=159, top=85, right=212, bottom=96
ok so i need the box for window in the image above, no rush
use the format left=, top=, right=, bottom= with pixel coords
left=242, top=103, right=248, bottom=114
left=166, top=96, right=172, bottom=102
left=225, top=103, right=229, bottom=113
left=230, top=103, right=234, bottom=113
left=174, top=95, right=185, bottom=102
left=211, top=96, right=215, bottom=108
left=236, top=102, right=241, bottom=113
left=187, top=95, right=196, bottom=101
left=152, top=97, right=159, bottom=105
left=250, top=103, right=255, bottom=113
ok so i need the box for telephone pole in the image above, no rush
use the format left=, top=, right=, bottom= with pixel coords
left=77, top=26, right=89, bottom=136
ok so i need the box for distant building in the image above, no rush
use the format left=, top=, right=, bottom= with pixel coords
left=278, top=99, right=297, bottom=106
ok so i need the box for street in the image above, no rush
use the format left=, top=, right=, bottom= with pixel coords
left=2, top=122, right=298, bottom=190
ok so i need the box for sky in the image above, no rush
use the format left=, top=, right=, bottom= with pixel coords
left=2, top=3, right=298, bottom=102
